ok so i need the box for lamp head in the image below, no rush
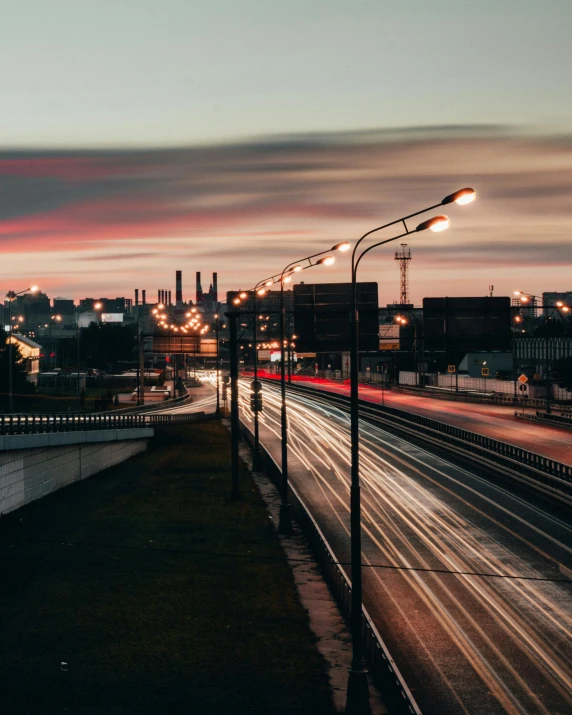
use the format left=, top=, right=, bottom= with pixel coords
left=331, top=241, right=351, bottom=252
left=283, top=275, right=292, bottom=284
left=30, top=285, right=39, bottom=293
left=317, top=255, right=335, bottom=266
left=441, top=188, right=476, bottom=205
left=257, top=288, right=267, bottom=296
left=239, top=292, right=248, bottom=299
left=416, top=215, right=450, bottom=233
left=93, top=302, right=102, bottom=310
left=233, top=297, right=241, bottom=305
left=292, top=265, right=303, bottom=272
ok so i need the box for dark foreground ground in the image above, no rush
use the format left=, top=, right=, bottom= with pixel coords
left=0, top=423, right=335, bottom=715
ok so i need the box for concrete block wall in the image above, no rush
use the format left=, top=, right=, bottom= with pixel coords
left=0, top=429, right=152, bottom=516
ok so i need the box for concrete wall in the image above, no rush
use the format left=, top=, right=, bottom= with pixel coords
left=0, top=428, right=153, bottom=516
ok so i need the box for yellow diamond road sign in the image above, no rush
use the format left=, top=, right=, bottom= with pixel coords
left=518, top=374, right=528, bottom=384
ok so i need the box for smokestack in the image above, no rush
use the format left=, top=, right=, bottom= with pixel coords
left=161, top=289, right=165, bottom=305
left=176, top=270, right=183, bottom=305
left=135, top=288, right=139, bottom=306
left=168, top=290, right=172, bottom=306
left=212, top=272, right=218, bottom=302
left=158, top=290, right=161, bottom=304
left=196, top=271, right=203, bottom=303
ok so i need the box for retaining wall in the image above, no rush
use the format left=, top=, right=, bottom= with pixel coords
left=0, top=428, right=153, bottom=515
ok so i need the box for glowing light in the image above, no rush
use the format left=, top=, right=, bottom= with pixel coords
left=441, top=187, right=476, bottom=205
left=257, top=288, right=267, bottom=296
left=292, top=265, right=303, bottom=272
left=332, top=242, right=351, bottom=252
left=233, top=297, right=241, bottom=305
left=416, top=215, right=450, bottom=233
left=283, top=275, right=292, bottom=284
left=30, top=285, right=39, bottom=293
left=93, top=302, right=102, bottom=310
left=265, top=280, right=273, bottom=287
left=239, top=292, right=247, bottom=299
left=317, top=255, right=335, bottom=266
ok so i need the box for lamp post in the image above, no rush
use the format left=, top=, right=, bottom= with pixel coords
left=76, top=302, right=102, bottom=408
left=277, top=243, right=349, bottom=534
left=214, top=309, right=221, bottom=416
left=49, top=314, right=62, bottom=370
left=513, top=291, right=570, bottom=414
left=233, top=243, right=349, bottom=532
left=135, top=304, right=163, bottom=406
left=5, top=285, right=39, bottom=413
left=345, top=188, right=475, bottom=714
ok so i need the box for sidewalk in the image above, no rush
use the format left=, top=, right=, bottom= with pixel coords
left=0, top=422, right=336, bottom=715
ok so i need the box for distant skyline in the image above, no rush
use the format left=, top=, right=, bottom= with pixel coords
left=1, top=2, right=571, bottom=303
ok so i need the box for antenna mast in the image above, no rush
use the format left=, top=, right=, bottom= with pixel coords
left=395, top=244, right=412, bottom=304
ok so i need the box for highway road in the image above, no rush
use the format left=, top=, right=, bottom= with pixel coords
left=263, top=377, right=572, bottom=467
left=239, top=379, right=572, bottom=715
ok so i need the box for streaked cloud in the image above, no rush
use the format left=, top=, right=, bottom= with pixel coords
left=1, top=126, right=570, bottom=302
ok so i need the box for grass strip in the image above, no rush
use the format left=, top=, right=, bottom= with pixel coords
left=0, top=422, right=335, bottom=714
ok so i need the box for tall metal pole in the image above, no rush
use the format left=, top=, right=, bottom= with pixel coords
left=347, top=271, right=370, bottom=713
left=215, top=315, right=220, bottom=417
left=227, top=312, right=240, bottom=500
left=545, top=311, right=551, bottom=414
left=76, top=318, right=81, bottom=408
left=7, top=297, right=13, bottom=413
left=278, top=280, right=293, bottom=534
left=252, top=292, right=261, bottom=465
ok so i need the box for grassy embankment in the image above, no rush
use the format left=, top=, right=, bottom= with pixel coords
left=0, top=422, right=335, bottom=714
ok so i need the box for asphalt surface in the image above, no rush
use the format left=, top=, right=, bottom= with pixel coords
left=269, top=377, right=572, bottom=467
left=241, top=379, right=572, bottom=715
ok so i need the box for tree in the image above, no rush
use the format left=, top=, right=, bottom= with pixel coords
left=0, top=328, right=35, bottom=408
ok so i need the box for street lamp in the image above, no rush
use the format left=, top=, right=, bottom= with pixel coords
left=232, top=241, right=350, bottom=525
left=76, top=302, right=102, bottom=408
left=5, top=285, right=39, bottom=413
left=346, top=188, right=474, bottom=714
left=135, top=303, right=164, bottom=406
left=513, top=291, right=570, bottom=414
left=50, top=314, right=62, bottom=369
left=277, top=243, right=348, bottom=534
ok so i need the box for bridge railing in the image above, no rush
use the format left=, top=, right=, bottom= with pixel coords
left=276, top=381, right=572, bottom=506
left=0, top=410, right=209, bottom=436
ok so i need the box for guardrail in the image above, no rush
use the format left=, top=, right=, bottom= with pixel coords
left=516, top=411, right=572, bottom=430
left=0, top=410, right=208, bottom=435
left=276, top=382, right=572, bottom=508
left=238, top=420, right=421, bottom=715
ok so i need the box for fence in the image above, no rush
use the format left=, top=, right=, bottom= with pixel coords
left=0, top=410, right=208, bottom=436
left=281, top=382, right=572, bottom=507
left=238, top=419, right=421, bottom=715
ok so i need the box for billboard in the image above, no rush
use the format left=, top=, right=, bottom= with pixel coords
left=423, top=297, right=511, bottom=353
left=101, top=313, right=124, bottom=323
left=151, top=336, right=217, bottom=355
left=294, top=282, right=379, bottom=352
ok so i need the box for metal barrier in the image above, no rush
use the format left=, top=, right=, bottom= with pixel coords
left=276, top=382, right=572, bottom=507
left=238, top=421, right=421, bottom=715
left=516, top=411, right=572, bottom=430
left=0, top=410, right=210, bottom=435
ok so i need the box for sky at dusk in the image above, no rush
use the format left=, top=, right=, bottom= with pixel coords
left=1, top=2, right=571, bottom=304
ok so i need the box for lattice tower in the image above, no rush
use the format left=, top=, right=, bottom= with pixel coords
left=394, top=244, right=412, bottom=304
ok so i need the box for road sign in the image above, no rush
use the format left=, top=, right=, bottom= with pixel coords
left=518, top=374, right=528, bottom=384
left=519, top=384, right=528, bottom=392
left=481, top=367, right=490, bottom=377
left=447, top=365, right=456, bottom=373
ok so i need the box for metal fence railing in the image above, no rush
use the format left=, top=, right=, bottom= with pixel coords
left=238, top=420, right=421, bottom=715
left=0, top=410, right=209, bottom=436
left=280, top=382, right=572, bottom=507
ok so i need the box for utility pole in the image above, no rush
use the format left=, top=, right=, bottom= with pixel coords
left=394, top=244, right=412, bottom=305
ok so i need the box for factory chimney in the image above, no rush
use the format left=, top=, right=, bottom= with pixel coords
left=176, top=270, right=183, bottom=305
left=167, top=290, right=172, bottom=306
left=212, top=272, right=218, bottom=302
left=142, top=290, right=146, bottom=305
left=135, top=288, right=139, bottom=306
left=196, top=271, right=203, bottom=303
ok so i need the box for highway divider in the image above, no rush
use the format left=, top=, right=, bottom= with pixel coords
left=272, top=381, right=572, bottom=509
left=237, top=418, right=422, bottom=715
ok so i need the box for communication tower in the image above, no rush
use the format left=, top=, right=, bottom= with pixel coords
left=394, top=244, right=412, bottom=305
